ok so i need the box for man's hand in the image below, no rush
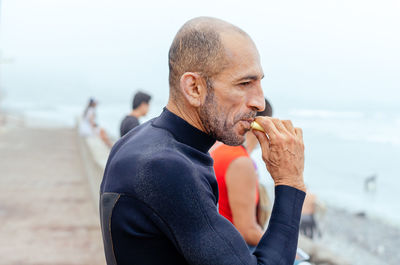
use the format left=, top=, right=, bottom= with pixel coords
left=252, top=117, right=306, bottom=192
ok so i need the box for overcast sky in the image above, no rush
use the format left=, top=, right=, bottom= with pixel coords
left=1, top=0, right=399, bottom=110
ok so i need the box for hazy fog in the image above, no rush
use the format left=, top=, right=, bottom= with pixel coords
left=1, top=0, right=399, bottom=111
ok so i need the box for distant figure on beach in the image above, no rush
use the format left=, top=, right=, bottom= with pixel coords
left=300, top=190, right=318, bottom=239
left=211, top=98, right=273, bottom=249
left=100, top=17, right=306, bottom=265
left=364, top=174, right=377, bottom=193
left=120, top=91, right=152, bottom=137
left=79, top=98, right=113, bottom=148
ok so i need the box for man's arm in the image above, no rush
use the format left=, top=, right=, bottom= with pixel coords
left=140, top=153, right=304, bottom=265
left=226, top=156, right=264, bottom=246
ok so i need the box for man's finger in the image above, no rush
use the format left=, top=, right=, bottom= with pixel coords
left=271, top=118, right=288, bottom=134
left=254, top=117, right=279, bottom=139
left=252, top=130, right=270, bottom=157
left=294, top=127, right=303, bottom=139
left=282, top=120, right=295, bottom=134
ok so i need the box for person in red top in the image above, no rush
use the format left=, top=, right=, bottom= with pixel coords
left=211, top=99, right=273, bottom=248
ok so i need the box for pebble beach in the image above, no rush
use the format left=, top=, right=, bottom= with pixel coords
left=309, top=206, right=400, bottom=265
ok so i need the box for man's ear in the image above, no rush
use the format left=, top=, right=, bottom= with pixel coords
left=179, top=72, right=206, bottom=107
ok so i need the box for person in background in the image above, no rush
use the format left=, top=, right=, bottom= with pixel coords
left=79, top=98, right=113, bottom=148
left=120, top=91, right=152, bottom=137
left=79, top=98, right=98, bottom=137
left=300, top=190, right=320, bottom=239
left=211, top=98, right=273, bottom=249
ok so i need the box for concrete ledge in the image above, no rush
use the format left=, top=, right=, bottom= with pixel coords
left=77, top=130, right=110, bottom=212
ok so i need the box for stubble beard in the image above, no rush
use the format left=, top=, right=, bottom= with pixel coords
left=199, top=84, right=256, bottom=146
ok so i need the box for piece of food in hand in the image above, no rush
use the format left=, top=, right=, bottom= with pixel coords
left=250, top=121, right=265, bottom=132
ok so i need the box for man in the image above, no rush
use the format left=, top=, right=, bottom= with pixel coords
left=100, top=17, right=306, bottom=265
left=211, top=99, right=273, bottom=249
left=119, top=91, right=151, bottom=137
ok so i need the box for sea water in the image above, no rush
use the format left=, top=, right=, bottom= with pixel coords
left=3, top=99, right=400, bottom=227
left=254, top=108, right=400, bottom=227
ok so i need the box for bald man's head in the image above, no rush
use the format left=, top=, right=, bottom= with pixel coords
left=168, top=17, right=249, bottom=99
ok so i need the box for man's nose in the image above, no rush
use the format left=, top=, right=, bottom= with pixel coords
left=248, top=82, right=265, bottom=112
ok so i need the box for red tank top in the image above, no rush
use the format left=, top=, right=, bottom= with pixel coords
left=211, top=144, right=259, bottom=223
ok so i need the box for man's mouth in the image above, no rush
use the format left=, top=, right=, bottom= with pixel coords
left=234, top=113, right=257, bottom=132
left=239, top=119, right=252, bottom=131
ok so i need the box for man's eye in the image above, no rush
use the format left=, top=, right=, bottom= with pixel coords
left=240, top=81, right=251, bottom=86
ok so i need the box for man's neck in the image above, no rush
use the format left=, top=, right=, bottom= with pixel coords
left=166, top=100, right=206, bottom=133
left=130, top=109, right=141, bottom=118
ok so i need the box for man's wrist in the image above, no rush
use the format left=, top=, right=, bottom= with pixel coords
left=274, top=182, right=306, bottom=193
left=270, top=185, right=306, bottom=227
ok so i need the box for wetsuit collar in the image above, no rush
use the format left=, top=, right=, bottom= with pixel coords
left=153, top=108, right=216, bottom=153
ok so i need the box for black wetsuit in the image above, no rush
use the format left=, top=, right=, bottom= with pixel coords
left=100, top=108, right=305, bottom=265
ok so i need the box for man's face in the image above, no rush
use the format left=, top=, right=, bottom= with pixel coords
left=199, top=32, right=265, bottom=146
left=141, top=103, right=150, bottom=116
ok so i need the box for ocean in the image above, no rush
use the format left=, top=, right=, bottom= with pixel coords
left=3, top=97, right=400, bottom=227
left=254, top=107, right=400, bottom=228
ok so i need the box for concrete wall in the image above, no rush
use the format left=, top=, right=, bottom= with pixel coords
left=77, top=131, right=110, bottom=212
